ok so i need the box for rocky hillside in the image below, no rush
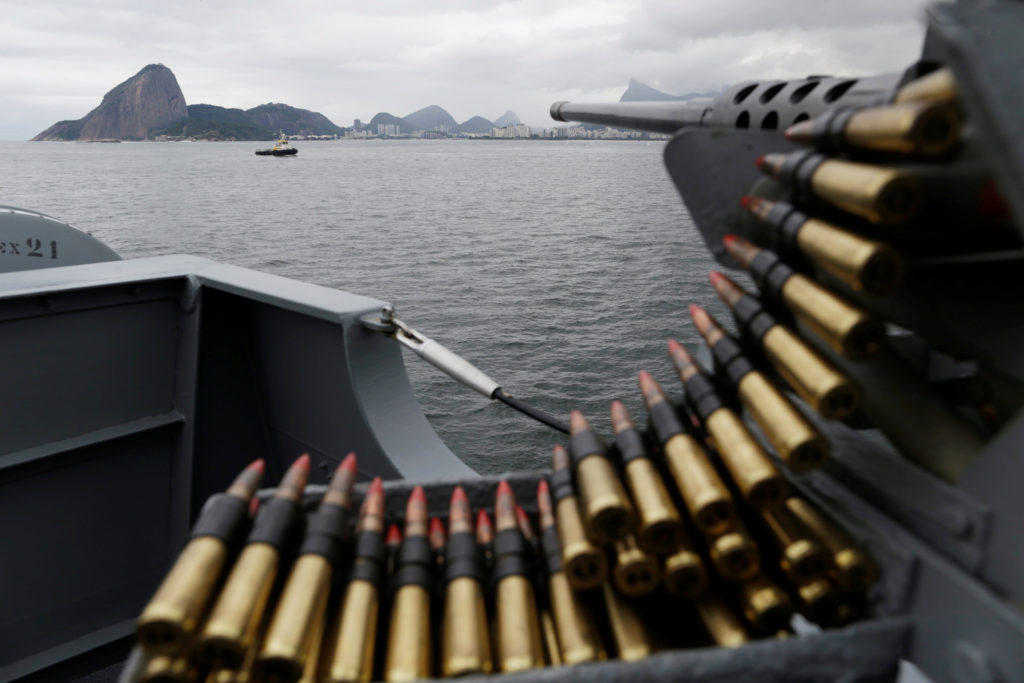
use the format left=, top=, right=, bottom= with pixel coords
left=245, top=103, right=346, bottom=136
left=33, top=64, right=186, bottom=141
left=619, top=78, right=720, bottom=102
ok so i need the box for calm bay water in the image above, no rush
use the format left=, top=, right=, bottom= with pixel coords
left=0, top=139, right=731, bottom=474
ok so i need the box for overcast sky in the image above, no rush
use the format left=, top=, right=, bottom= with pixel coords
left=2, top=0, right=932, bottom=140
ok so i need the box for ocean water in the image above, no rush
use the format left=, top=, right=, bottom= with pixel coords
left=0, top=139, right=732, bottom=474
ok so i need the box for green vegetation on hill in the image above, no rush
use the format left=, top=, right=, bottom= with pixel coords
left=245, top=103, right=346, bottom=136
left=158, top=117, right=275, bottom=140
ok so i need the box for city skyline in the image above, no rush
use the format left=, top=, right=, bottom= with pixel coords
left=3, top=0, right=931, bottom=140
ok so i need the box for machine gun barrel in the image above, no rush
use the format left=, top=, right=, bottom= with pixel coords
left=549, top=100, right=711, bottom=134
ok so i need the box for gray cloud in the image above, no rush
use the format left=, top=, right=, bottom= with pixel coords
left=1, top=0, right=930, bottom=139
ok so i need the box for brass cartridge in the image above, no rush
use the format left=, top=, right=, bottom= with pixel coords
left=741, top=196, right=902, bottom=294
left=762, top=325, right=858, bottom=419
left=199, top=543, right=279, bottom=669
left=797, top=577, right=840, bottom=626
left=538, top=478, right=605, bottom=666
left=494, top=480, right=545, bottom=673
left=709, top=271, right=859, bottom=420
left=667, top=341, right=787, bottom=509
left=548, top=571, right=605, bottom=665
left=695, top=596, right=749, bottom=648
left=612, top=534, right=660, bottom=597
left=722, top=235, right=883, bottom=358
left=199, top=456, right=310, bottom=669
left=384, top=585, right=432, bottom=681
left=737, top=575, right=793, bottom=634
left=785, top=497, right=876, bottom=589
left=600, top=581, right=652, bottom=662
left=256, top=454, right=358, bottom=682
left=637, top=371, right=736, bottom=535
left=253, top=554, right=331, bottom=683
left=707, top=528, right=760, bottom=582
left=326, top=476, right=387, bottom=683
left=761, top=506, right=831, bottom=584
left=894, top=67, right=956, bottom=104
left=328, top=579, right=379, bottom=683
left=443, top=577, right=492, bottom=676
left=496, top=575, right=545, bottom=672
left=785, top=101, right=960, bottom=157
left=758, top=152, right=921, bottom=225
left=384, top=486, right=433, bottom=682
left=689, top=303, right=829, bottom=472
left=138, top=459, right=264, bottom=655
left=296, top=599, right=327, bottom=683
left=550, top=446, right=607, bottom=590
left=611, top=400, right=684, bottom=554
left=136, top=650, right=197, bottom=683
left=540, top=608, right=562, bottom=667
left=705, top=409, right=787, bottom=509
left=441, top=485, right=492, bottom=677
left=569, top=410, right=635, bottom=544
left=662, top=543, right=708, bottom=599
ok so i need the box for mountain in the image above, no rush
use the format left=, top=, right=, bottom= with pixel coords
left=456, top=116, right=494, bottom=135
left=32, top=64, right=187, bottom=141
left=402, top=105, right=458, bottom=132
left=245, top=103, right=346, bottom=136
left=492, top=110, right=520, bottom=128
left=367, top=112, right=405, bottom=130
left=156, top=105, right=275, bottom=140
left=619, top=78, right=720, bottom=102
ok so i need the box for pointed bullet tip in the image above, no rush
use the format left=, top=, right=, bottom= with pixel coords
left=723, top=234, right=737, bottom=247
left=709, top=271, right=724, bottom=285
left=476, top=509, right=492, bottom=526
left=248, top=458, right=266, bottom=474
left=496, top=479, right=512, bottom=497
left=430, top=517, right=445, bottom=536
left=451, top=485, right=468, bottom=504
left=688, top=303, right=702, bottom=318
left=537, top=479, right=550, bottom=496
left=338, top=452, right=357, bottom=473
left=637, top=369, right=652, bottom=381
left=755, top=155, right=766, bottom=170
left=410, top=485, right=426, bottom=503
left=740, top=195, right=752, bottom=209
left=387, top=524, right=402, bottom=545
left=667, top=339, right=682, bottom=352
left=369, top=476, right=383, bottom=495
left=293, top=453, right=311, bottom=471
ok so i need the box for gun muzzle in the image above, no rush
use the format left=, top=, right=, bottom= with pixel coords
left=550, top=100, right=709, bottom=134
left=600, top=581, right=652, bottom=662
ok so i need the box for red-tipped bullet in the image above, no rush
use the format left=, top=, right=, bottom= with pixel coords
left=515, top=504, right=536, bottom=542
left=476, top=509, right=495, bottom=545
left=610, top=399, right=635, bottom=435
left=324, top=453, right=359, bottom=508
left=276, top=454, right=312, bottom=502
left=568, top=409, right=590, bottom=435
left=429, top=517, right=447, bottom=551
left=358, top=477, right=385, bottom=534
left=536, top=480, right=555, bottom=531
left=709, top=271, right=744, bottom=307
left=755, top=155, right=766, bottom=170
left=495, top=480, right=517, bottom=532
left=739, top=195, right=753, bottom=209
left=227, top=458, right=266, bottom=501
left=448, top=486, right=473, bottom=535
left=404, top=486, right=428, bottom=537
left=387, top=524, right=403, bottom=547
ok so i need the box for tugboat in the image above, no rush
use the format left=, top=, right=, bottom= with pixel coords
left=255, top=131, right=298, bottom=156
